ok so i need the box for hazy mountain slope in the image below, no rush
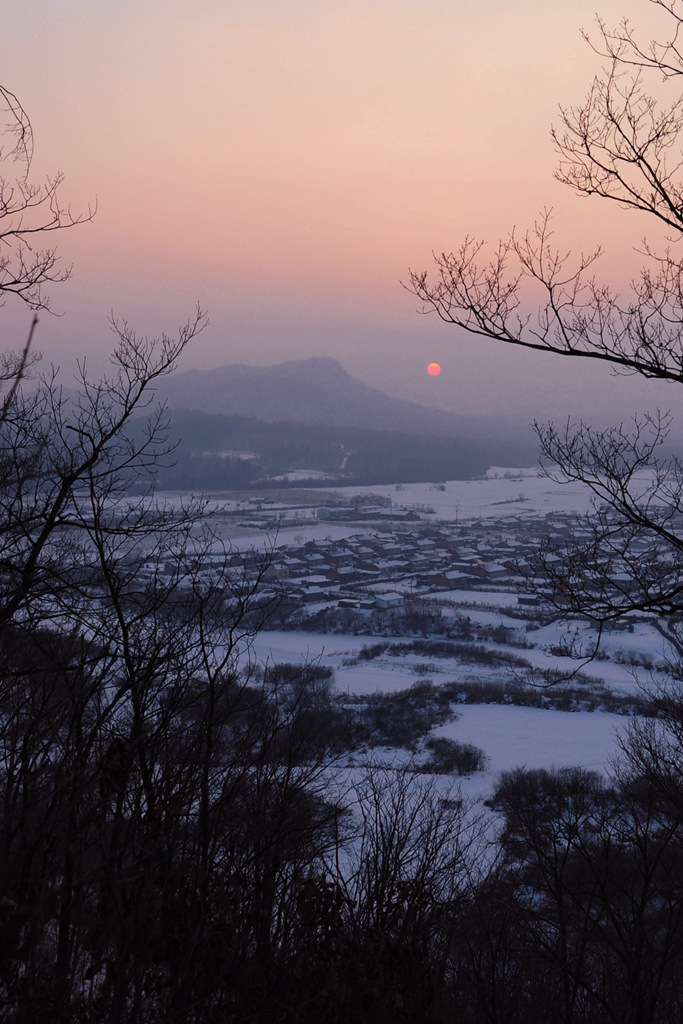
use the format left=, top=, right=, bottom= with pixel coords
left=159, top=357, right=534, bottom=444
left=137, top=412, right=536, bottom=490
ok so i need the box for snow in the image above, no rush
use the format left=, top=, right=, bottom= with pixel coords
left=521, top=618, right=671, bottom=693
left=336, top=662, right=421, bottom=694
left=153, top=466, right=669, bottom=534
left=440, top=704, right=621, bottom=773
left=271, top=470, right=338, bottom=481
left=327, top=473, right=597, bottom=522
left=431, top=590, right=524, bottom=607
left=245, top=618, right=649, bottom=828
left=153, top=466, right=599, bottom=539
left=439, top=704, right=624, bottom=802
left=157, top=469, right=670, bottom=790
left=248, top=622, right=667, bottom=697
left=218, top=521, right=368, bottom=552
left=249, top=630, right=371, bottom=667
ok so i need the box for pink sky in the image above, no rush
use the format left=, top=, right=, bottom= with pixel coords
left=3, top=0, right=679, bottom=420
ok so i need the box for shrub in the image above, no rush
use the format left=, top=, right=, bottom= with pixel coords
left=422, top=736, right=488, bottom=775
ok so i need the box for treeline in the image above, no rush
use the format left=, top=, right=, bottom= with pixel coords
left=4, top=628, right=683, bottom=1024
left=134, top=410, right=531, bottom=489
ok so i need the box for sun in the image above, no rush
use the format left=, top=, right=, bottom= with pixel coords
left=427, top=362, right=442, bottom=376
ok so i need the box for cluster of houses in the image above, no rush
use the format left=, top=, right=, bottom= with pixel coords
left=129, top=491, right=673, bottom=623
left=242, top=508, right=591, bottom=611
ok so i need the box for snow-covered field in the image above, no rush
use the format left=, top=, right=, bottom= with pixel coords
left=329, top=471, right=597, bottom=521
left=157, top=466, right=604, bottom=552
left=437, top=704, right=623, bottom=802
left=248, top=625, right=642, bottom=800
left=164, top=469, right=671, bottom=798
left=157, top=465, right=663, bottom=522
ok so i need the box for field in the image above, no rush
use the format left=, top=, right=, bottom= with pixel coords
left=178, top=466, right=677, bottom=800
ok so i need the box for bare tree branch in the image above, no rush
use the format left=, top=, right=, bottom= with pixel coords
left=0, top=82, right=95, bottom=312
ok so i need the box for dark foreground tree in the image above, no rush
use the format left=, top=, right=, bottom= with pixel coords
left=407, top=12, right=683, bottom=1017
left=0, top=83, right=488, bottom=1024
left=0, top=85, right=348, bottom=1023
left=409, top=0, right=683, bottom=648
left=485, top=763, right=683, bottom=1024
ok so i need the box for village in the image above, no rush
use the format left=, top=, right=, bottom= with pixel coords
left=193, top=480, right=655, bottom=626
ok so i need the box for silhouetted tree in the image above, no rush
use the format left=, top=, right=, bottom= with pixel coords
left=408, top=9, right=683, bottom=1017
left=409, top=0, right=683, bottom=649
left=0, top=84, right=94, bottom=312
left=0, top=84, right=352, bottom=1024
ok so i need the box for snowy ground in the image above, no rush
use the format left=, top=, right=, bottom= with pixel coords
left=248, top=625, right=642, bottom=801
left=441, top=704, right=625, bottom=803
left=156, top=467, right=604, bottom=552
left=164, top=469, right=670, bottom=798
left=328, top=472, right=597, bottom=521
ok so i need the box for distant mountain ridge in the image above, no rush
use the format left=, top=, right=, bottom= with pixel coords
left=159, top=357, right=534, bottom=445
left=133, top=357, right=540, bottom=489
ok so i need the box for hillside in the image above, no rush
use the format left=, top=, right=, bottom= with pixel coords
left=158, top=357, right=535, bottom=444
left=135, top=358, right=540, bottom=489
left=140, top=412, right=535, bottom=490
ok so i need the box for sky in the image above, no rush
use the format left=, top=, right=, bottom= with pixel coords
left=3, top=0, right=682, bottom=422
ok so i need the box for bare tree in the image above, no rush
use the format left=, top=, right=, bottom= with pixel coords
left=489, top=764, right=683, bottom=1024
left=408, top=1, right=683, bottom=646
left=0, top=282, right=362, bottom=1020
left=0, top=84, right=94, bottom=313
left=0, top=83, right=336, bottom=1023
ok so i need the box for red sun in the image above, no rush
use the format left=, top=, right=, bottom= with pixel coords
left=427, top=362, right=442, bottom=376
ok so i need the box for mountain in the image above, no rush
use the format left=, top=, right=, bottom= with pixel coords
left=127, top=357, right=540, bottom=489
left=158, top=357, right=534, bottom=445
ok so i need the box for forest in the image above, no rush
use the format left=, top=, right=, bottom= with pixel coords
left=133, top=410, right=520, bottom=490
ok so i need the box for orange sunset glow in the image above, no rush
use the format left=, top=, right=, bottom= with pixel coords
left=2, top=0, right=673, bottom=420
